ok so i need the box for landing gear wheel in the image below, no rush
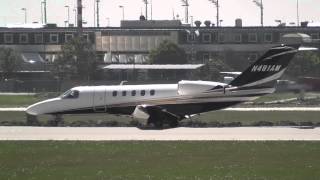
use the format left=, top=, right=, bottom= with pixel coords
left=146, top=117, right=163, bottom=129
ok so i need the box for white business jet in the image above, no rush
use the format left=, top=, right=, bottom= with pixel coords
left=26, top=44, right=313, bottom=128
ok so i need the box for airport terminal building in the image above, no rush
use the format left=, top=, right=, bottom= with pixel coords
left=0, top=19, right=319, bottom=90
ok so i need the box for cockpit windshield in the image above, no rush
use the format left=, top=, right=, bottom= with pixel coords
left=61, top=90, right=80, bottom=99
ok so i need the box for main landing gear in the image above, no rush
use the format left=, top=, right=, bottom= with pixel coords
left=145, top=115, right=180, bottom=130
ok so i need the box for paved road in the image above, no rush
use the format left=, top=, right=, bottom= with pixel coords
left=0, top=126, right=319, bottom=141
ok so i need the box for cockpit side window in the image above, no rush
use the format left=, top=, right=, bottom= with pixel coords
left=61, top=90, right=80, bottom=99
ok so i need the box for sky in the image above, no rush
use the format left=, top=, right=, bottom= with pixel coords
left=0, top=0, right=319, bottom=27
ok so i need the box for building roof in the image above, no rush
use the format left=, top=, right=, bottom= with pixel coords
left=120, top=20, right=183, bottom=28
left=103, top=64, right=204, bottom=70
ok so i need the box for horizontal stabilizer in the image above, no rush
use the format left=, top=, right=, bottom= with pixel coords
left=220, top=72, right=242, bottom=75
left=298, top=47, right=318, bottom=51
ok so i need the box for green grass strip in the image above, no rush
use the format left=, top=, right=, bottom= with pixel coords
left=0, top=141, right=319, bottom=180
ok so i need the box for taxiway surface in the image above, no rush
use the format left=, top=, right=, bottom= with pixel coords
left=0, top=126, right=319, bottom=141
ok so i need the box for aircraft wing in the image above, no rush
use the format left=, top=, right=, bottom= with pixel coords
left=133, top=105, right=180, bottom=120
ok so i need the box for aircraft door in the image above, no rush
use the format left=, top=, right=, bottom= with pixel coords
left=93, top=89, right=107, bottom=112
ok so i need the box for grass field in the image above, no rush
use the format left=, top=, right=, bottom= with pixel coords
left=0, top=141, right=319, bottom=180
left=0, top=95, right=45, bottom=108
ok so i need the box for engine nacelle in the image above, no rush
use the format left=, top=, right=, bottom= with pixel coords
left=132, top=105, right=150, bottom=119
left=178, top=80, right=227, bottom=95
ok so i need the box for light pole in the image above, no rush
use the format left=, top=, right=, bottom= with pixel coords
left=73, top=8, right=77, bottom=26
left=296, top=0, right=300, bottom=26
left=181, top=0, right=189, bottom=24
left=119, top=5, right=125, bottom=20
left=208, top=0, right=219, bottom=27
left=21, top=8, right=27, bottom=24
left=64, top=5, right=70, bottom=27
left=96, top=0, right=100, bottom=27
left=142, top=0, right=148, bottom=20
left=253, top=0, right=263, bottom=27
left=43, top=0, right=47, bottom=24
left=41, top=2, right=43, bottom=24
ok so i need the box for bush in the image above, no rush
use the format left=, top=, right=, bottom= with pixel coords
left=277, top=121, right=298, bottom=126
left=224, top=122, right=242, bottom=127
left=299, top=121, right=314, bottom=126
left=26, top=114, right=40, bottom=126
left=207, top=121, right=224, bottom=127
left=129, top=119, right=142, bottom=127
left=252, top=121, right=274, bottom=126
left=47, top=115, right=64, bottom=126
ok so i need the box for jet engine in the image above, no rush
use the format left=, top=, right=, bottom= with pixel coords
left=177, top=80, right=227, bottom=95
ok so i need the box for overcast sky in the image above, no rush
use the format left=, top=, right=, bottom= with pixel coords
left=0, top=0, right=319, bottom=27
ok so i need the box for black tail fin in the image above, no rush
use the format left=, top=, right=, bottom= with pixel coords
left=229, top=44, right=300, bottom=88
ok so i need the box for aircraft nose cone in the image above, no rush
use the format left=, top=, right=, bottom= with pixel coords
left=26, top=104, right=42, bottom=116
left=26, top=98, right=61, bottom=115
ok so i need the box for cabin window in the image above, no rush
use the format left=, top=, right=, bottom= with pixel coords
left=141, top=90, right=146, bottom=96
left=122, top=91, right=127, bottom=96
left=112, top=91, right=118, bottom=97
left=150, top=90, right=155, bottom=96
left=61, top=90, right=79, bottom=99
left=131, top=90, right=136, bottom=96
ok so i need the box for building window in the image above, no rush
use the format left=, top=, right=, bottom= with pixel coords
left=140, top=90, right=146, bottom=96
left=187, top=33, right=196, bottom=42
left=248, top=33, right=257, bottom=42
left=234, top=33, right=242, bottom=43
left=112, top=91, right=117, bottom=97
left=50, top=34, right=59, bottom=44
left=19, top=34, right=28, bottom=44
left=264, top=33, right=273, bottom=43
left=203, top=53, right=210, bottom=63
left=150, top=90, right=155, bottom=96
left=122, top=91, right=127, bottom=96
left=4, top=34, right=13, bottom=44
left=202, top=33, right=212, bottom=43
left=218, top=33, right=225, bottom=43
left=311, top=33, right=319, bottom=40
left=35, top=34, right=43, bottom=44
left=131, top=90, right=136, bottom=96
left=83, top=33, right=89, bottom=42
left=65, top=34, right=74, bottom=43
